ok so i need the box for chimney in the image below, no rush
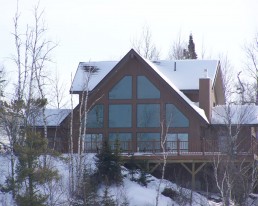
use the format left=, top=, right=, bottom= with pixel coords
left=204, top=68, right=208, bottom=78
left=199, top=77, right=212, bottom=122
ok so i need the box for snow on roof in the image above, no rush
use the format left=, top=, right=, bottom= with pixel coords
left=70, top=50, right=219, bottom=123
left=33, top=109, right=71, bottom=127
left=143, top=57, right=209, bottom=123
left=153, top=59, right=219, bottom=90
left=211, top=105, right=258, bottom=125
left=70, top=58, right=219, bottom=92
left=70, top=61, right=118, bottom=92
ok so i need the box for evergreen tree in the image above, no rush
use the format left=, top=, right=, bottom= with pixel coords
left=95, top=140, right=122, bottom=185
left=188, top=34, right=197, bottom=59
left=183, top=34, right=198, bottom=59
left=101, top=185, right=116, bottom=206
left=137, top=169, right=149, bottom=187
left=73, top=167, right=100, bottom=206
left=14, top=130, right=59, bottom=206
left=128, top=154, right=137, bottom=181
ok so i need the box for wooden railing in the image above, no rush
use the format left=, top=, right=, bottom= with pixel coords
left=84, top=138, right=258, bottom=156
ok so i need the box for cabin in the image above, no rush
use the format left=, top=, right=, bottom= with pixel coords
left=42, top=49, right=258, bottom=190
left=34, top=109, right=70, bottom=153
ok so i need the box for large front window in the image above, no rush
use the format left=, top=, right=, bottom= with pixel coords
left=137, top=104, right=160, bottom=127
left=109, top=133, right=132, bottom=151
left=87, top=104, right=104, bottom=128
left=137, top=133, right=160, bottom=152
left=109, top=104, right=132, bottom=128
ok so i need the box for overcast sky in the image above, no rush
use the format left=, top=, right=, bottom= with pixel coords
left=0, top=0, right=258, bottom=97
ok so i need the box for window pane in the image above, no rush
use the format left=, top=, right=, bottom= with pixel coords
left=166, top=104, right=189, bottom=127
left=109, top=104, right=132, bottom=127
left=167, top=133, right=188, bottom=152
left=137, top=133, right=160, bottom=152
left=109, top=76, right=132, bottom=99
left=109, top=133, right=132, bottom=151
left=178, top=133, right=188, bottom=141
left=84, top=134, right=103, bottom=152
left=87, top=104, right=103, bottom=128
left=137, top=76, right=160, bottom=99
left=166, top=134, right=177, bottom=151
left=137, top=104, right=160, bottom=127
left=48, top=136, right=62, bottom=152
left=178, top=133, right=188, bottom=151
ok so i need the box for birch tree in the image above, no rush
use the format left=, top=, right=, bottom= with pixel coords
left=69, top=64, right=100, bottom=199
left=155, top=120, right=169, bottom=206
left=0, top=2, right=59, bottom=204
left=212, top=104, right=257, bottom=206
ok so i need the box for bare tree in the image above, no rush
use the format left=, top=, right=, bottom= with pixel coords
left=131, top=25, right=160, bottom=60
left=0, top=2, right=59, bottom=203
left=0, top=66, right=5, bottom=98
left=243, top=33, right=258, bottom=104
left=155, top=120, right=169, bottom=206
left=218, top=53, right=236, bottom=103
left=212, top=104, right=258, bottom=206
left=68, top=64, right=101, bottom=200
left=168, top=33, right=187, bottom=60
left=69, top=72, right=75, bottom=195
left=49, top=69, right=68, bottom=109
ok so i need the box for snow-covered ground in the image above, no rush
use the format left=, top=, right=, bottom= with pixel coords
left=0, top=153, right=256, bottom=206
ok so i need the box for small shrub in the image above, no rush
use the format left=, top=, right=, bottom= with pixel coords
left=161, top=188, right=178, bottom=200
left=137, top=170, right=152, bottom=187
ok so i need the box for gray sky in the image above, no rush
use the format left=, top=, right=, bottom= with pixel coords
left=0, top=0, right=258, bottom=99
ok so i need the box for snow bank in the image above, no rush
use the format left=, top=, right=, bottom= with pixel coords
left=0, top=153, right=248, bottom=206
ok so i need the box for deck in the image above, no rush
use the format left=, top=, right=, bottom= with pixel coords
left=85, top=138, right=258, bottom=162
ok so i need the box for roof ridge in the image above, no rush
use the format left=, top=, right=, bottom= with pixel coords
left=142, top=57, right=209, bottom=123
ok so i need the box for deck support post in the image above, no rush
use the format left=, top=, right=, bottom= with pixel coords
left=180, top=162, right=206, bottom=190
left=150, top=163, right=161, bottom=173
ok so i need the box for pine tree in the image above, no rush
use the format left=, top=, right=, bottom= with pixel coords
left=73, top=168, right=100, bottom=206
left=128, top=154, right=137, bottom=181
left=101, top=185, right=116, bottom=206
left=137, top=169, right=149, bottom=187
left=183, top=34, right=198, bottom=59
left=95, top=140, right=122, bottom=185
left=14, top=130, right=59, bottom=206
left=187, top=34, right=197, bottom=59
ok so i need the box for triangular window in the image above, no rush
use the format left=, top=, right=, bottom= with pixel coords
left=109, top=76, right=132, bottom=99
left=137, top=76, right=160, bottom=99
left=166, top=104, right=189, bottom=127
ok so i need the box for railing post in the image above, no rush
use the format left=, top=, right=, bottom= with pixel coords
left=202, top=138, right=205, bottom=155
left=177, top=139, right=180, bottom=156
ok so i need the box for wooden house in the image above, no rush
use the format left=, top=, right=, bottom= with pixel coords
left=42, top=49, right=258, bottom=190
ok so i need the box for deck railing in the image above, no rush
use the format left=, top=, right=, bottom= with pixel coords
left=84, top=138, right=258, bottom=156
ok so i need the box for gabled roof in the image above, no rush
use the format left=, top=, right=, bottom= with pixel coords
left=142, top=57, right=209, bottom=123
left=70, top=49, right=219, bottom=123
left=70, top=61, right=118, bottom=92
left=211, top=105, right=258, bottom=125
left=32, top=109, right=71, bottom=127
left=152, top=60, right=219, bottom=90
left=70, top=50, right=219, bottom=93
